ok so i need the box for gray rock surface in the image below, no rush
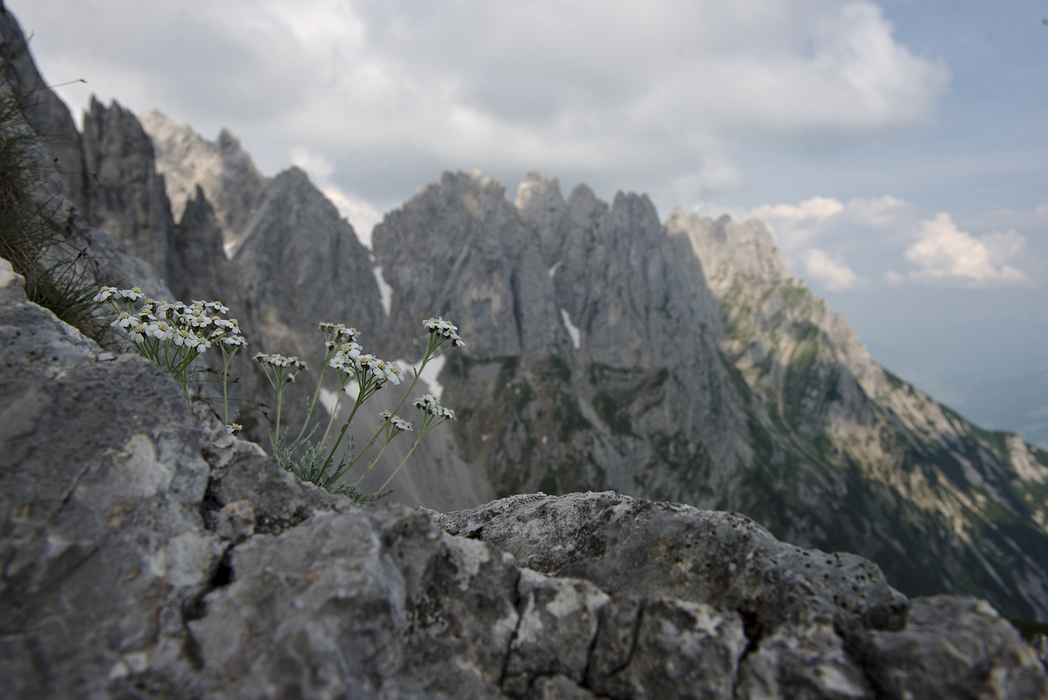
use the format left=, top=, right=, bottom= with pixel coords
left=2, top=255, right=1047, bottom=698
left=139, top=109, right=267, bottom=250
left=81, top=96, right=184, bottom=292
left=374, top=171, right=570, bottom=360
left=6, top=0, right=1048, bottom=635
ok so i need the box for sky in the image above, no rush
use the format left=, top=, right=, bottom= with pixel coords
left=11, top=0, right=1048, bottom=445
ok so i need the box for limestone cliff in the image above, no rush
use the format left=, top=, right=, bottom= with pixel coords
left=372, top=172, right=1048, bottom=623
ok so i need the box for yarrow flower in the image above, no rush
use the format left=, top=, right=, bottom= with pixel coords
left=254, top=352, right=307, bottom=371
left=93, top=286, right=117, bottom=302
left=413, top=393, right=456, bottom=421
left=423, top=316, right=465, bottom=348
left=380, top=410, right=413, bottom=433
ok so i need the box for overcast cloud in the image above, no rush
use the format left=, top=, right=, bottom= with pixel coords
left=18, top=0, right=950, bottom=213
left=11, top=0, right=1048, bottom=443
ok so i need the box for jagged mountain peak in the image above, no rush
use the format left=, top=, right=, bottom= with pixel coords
left=666, top=208, right=789, bottom=292
left=140, top=108, right=267, bottom=248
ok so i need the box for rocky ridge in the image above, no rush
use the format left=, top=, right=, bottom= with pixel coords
left=2, top=251, right=1046, bottom=697
left=372, top=172, right=1048, bottom=623
left=4, top=3, right=1048, bottom=629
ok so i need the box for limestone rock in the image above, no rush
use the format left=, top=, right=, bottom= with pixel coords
left=665, top=209, right=1048, bottom=623
left=2, top=259, right=1046, bottom=698
left=81, top=96, right=184, bottom=291
left=0, top=9, right=86, bottom=213
left=140, top=109, right=267, bottom=249
left=151, top=185, right=235, bottom=310
left=373, top=171, right=570, bottom=360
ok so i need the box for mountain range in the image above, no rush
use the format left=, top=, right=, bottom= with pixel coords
left=3, top=8, right=1046, bottom=624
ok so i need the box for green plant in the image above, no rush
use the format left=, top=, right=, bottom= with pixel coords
left=260, top=318, right=464, bottom=502
left=94, top=286, right=247, bottom=409
left=95, top=281, right=465, bottom=503
left=0, top=63, right=103, bottom=337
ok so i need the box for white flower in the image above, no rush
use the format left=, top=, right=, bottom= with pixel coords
left=221, top=334, right=247, bottom=347
left=414, top=394, right=437, bottom=411
left=93, top=286, right=117, bottom=302
left=118, top=287, right=144, bottom=302
left=213, top=317, right=239, bottom=333
left=147, top=320, right=174, bottom=341
left=226, top=423, right=242, bottom=436
left=413, top=393, right=456, bottom=420
left=391, top=415, right=413, bottom=432
left=111, top=312, right=134, bottom=331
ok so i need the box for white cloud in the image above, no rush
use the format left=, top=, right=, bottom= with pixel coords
left=802, top=248, right=861, bottom=290
left=17, top=0, right=950, bottom=209
left=904, top=213, right=1028, bottom=286
left=742, top=194, right=913, bottom=248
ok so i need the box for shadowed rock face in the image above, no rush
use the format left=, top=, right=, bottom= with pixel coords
left=2, top=256, right=1046, bottom=698
left=0, top=12, right=85, bottom=214
left=81, top=97, right=185, bottom=293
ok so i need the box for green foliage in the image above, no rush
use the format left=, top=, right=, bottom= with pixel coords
left=0, top=57, right=103, bottom=338
left=594, top=391, right=636, bottom=437
left=555, top=390, right=592, bottom=441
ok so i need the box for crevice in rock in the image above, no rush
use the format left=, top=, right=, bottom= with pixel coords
left=182, top=624, right=206, bottom=671
left=198, top=475, right=225, bottom=531
left=210, top=548, right=235, bottom=588
left=730, top=602, right=764, bottom=697
left=510, top=270, right=525, bottom=352
left=57, top=462, right=92, bottom=512
left=498, top=571, right=526, bottom=691
left=581, top=600, right=608, bottom=686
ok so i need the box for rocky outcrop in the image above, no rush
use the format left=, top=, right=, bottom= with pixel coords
left=666, top=210, right=1048, bottom=622
left=370, top=169, right=1048, bottom=623
left=374, top=171, right=569, bottom=360
left=139, top=109, right=267, bottom=250
left=2, top=257, right=1045, bottom=698
left=81, top=97, right=184, bottom=293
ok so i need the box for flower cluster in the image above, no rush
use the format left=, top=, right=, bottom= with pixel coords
left=413, top=393, right=456, bottom=421
left=95, top=287, right=246, bottom=407
left=329, top=342, right=402, bottom=387
left=319, top=322, right=358, bottom=349
left=97, top=286, right=244, bottom=355
left=379, top=409, right=414, bottom=434
left=423, top=316, right=465, bottom=348
left=98, top=284, right=471, bottom=505
left=253, top=352, right=307, bottom=374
